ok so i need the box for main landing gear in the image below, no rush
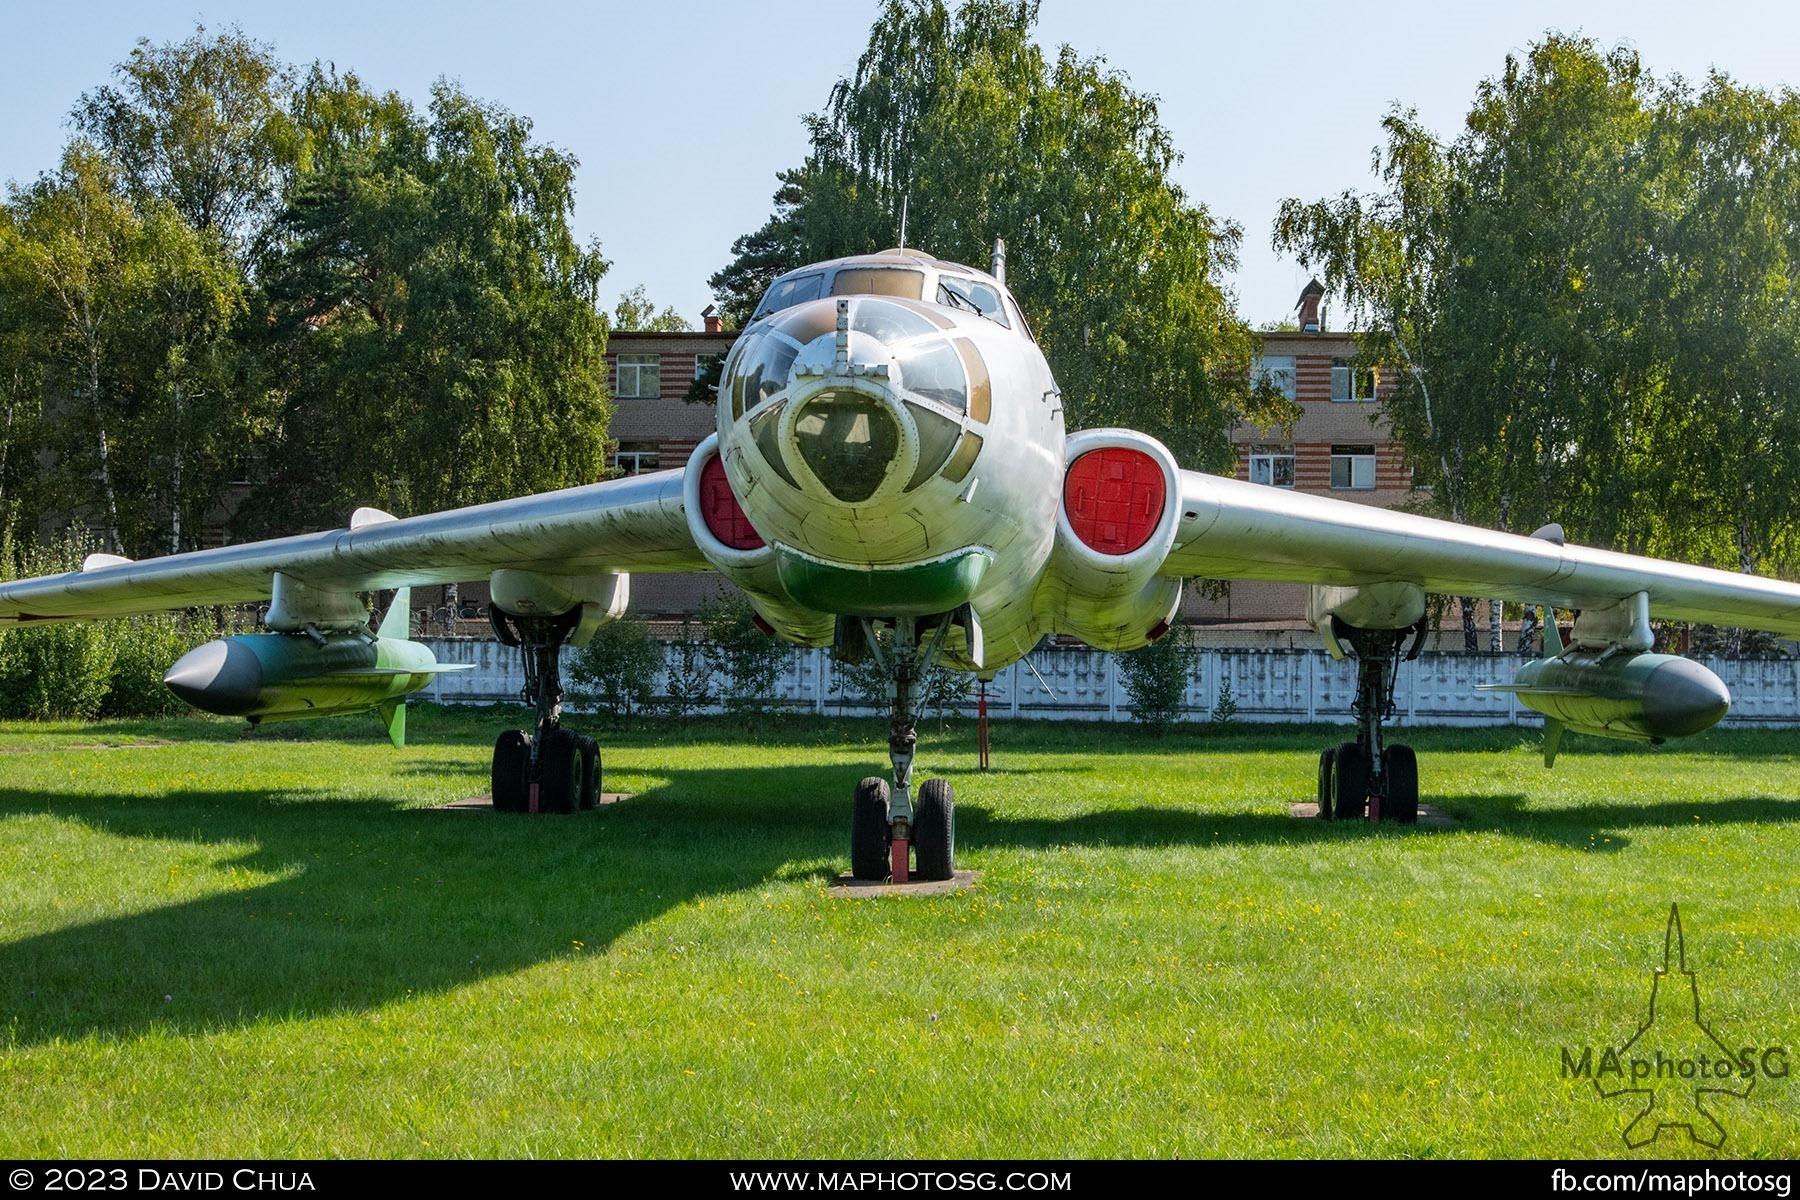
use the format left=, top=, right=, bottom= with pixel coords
left=1317, top=619, right=1426, bottom=825
left=488, top=607, right=599, bottom=815
left=845, top=614, right=957, bottom=883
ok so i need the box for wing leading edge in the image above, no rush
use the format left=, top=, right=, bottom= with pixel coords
left=1162, top=469, right=1800, bottom=636
left=0, top=468, right=706, bottom=625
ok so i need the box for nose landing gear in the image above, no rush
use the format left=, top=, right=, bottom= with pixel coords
left=847, top=614, right=958, bottom=882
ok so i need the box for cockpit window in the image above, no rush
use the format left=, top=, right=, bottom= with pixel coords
left=936, top=277, right=1010, bottom=328
left=850, top=300, right=938, bottom=345
left=904, top=403, right=963, bottom=493
left=831, top=268, right=924, bottom=300
left=748, top=400, right=801, bottom=490
left=896, top=340, right=966, bottom=412
left=753, top=272, right=824, bottom=320
left=731, top=333, right=799, bottom=419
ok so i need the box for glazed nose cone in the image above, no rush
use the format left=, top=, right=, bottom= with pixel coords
left=792, top=388, right=903, bottom=503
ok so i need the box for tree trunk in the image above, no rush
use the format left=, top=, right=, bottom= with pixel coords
left=1727, top=505, right=1757, bottom=657
left=1460, top=596, right=1478, bottom=653
left=1519, top=605, right=1541, bottom=658
left=85, top=342, right=121, bottom=552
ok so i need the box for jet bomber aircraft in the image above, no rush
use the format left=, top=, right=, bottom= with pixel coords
left=0, top=246, right=1777, bottom=882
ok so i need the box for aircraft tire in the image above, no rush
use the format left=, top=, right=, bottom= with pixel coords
left=491, top=729, right=531, bottom=813
left=1317, top=747, right=1337, bottom=819
left=1382, top=744, right=1419, bottom=824
left=913, top=778, right=955, bottom=881
left=1331, top=742, right=1368, bottom=820
left=538, top=729, right=582, bottom=815
left=577, top=735, right=601, bottom=810
left=851, top=776, right=891, bottom=881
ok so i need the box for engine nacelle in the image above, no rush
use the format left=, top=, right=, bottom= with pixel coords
left=164, top=631, right=456, bottom=724
left=1040, top=429, right=1183, bottom=651
left=683, top=435, right=833, bottom=646
left=489, top=568, right=628, bottom=648
left=1308, top=582, right=1427, bottom=659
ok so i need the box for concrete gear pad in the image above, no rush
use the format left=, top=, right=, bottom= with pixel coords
left=436, top=793, right=631, bottom=811
left=830, top=869, right=981, bottom=897
left=1288, top=801, right=1458, bottom=828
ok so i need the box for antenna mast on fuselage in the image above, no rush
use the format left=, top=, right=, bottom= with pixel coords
left=898, top=195, right=909, bottom=252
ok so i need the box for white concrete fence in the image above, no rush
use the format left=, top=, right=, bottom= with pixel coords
left=416, top=640, right=1800, bottom=729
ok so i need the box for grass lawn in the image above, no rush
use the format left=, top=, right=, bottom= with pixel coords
left=0, top=705, right=1794, bottom=1159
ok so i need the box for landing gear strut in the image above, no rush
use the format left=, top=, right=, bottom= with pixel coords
left=1317, top=619, right=1424, bottom=824
left=849, top=614, right=956, bottom=882
left=488, top=607, right=599, bottom=814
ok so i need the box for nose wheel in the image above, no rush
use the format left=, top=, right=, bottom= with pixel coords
left=845, top=615, right=959, bottom=882
left=849, top=775, right=955, bottom=882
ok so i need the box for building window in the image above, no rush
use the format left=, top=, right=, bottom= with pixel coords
left=1247, top=445, right=1295, bottom=488
left=1331, top=445, right=1377, bottom=490
left=1253, top=355, right=1297, bottom=402
left=231, top=452, right=268, bottom=485
left=1330, top=357, right=1377, bottom=402
left=614, top=443, right=660, bottom=475
left=616, top=353, right=660, bottom=398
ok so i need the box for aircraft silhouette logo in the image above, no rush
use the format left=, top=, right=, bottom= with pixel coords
left=1573, top=905, right=1765, bottom=1150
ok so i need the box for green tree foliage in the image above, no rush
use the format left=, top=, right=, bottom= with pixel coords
left=702, top=594, right=792, bottom=723
left=1210, top=672, right=1238, bottom=724
left=0, top=252, right=43, bottom=547
left=1649, top=74, right=1800, bottom=584
left=1, top=145, right=255, bottom=556
left=709, top=168, right=807, bottom=331
left=0, top=533, right=222, bottom=718
left=710, top=0, right=1291, bottom=470
left=567, top=613, right=663, bottom=727
left=99, top=612, right=221, bottom=718
left=659, top=618, right=716, bottom=725
left=611, top=285, right=686, bottom=333
left=245, top=73, right=612, bottom=534
left=1276, top=34, right=1800, bottom=602
left=0, top=146, right=146, bottom=551
left=1114, top=627, right=1197, bottom=734
left=72, top=24, right=295, bottom=260
left=2, top=31, right=616, bottom=552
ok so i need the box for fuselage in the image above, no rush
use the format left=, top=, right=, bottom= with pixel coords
left=713, top=249, right=1065, bottom=669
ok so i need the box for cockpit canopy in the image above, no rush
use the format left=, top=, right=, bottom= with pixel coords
left=752, top=249, right=1028, bottom=336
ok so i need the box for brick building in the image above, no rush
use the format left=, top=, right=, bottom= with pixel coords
left=1185, top=279, right=1419, bottom=640
left=599, top=313, right=741, bottom=619
left=603, top=313, right=734, bottom=478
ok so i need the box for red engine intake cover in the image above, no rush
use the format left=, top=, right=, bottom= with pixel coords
left=1063, top=447, right=1166, bottom=555
left=699, top=455, right=764, bottom=551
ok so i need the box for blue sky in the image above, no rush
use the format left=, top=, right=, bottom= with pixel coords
left=5, top=1, right=1799, bottom=328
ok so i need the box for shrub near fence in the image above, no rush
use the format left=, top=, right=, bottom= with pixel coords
left=0, top=537, right=240, bottom=719
left=416, top=642, right=1800, bottom=730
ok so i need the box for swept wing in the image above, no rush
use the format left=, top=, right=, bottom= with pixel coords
left=0, top=470, right=704, bottom=625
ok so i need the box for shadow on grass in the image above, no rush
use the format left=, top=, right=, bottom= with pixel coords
left=3, top=726, right=1797, bottom=1047
left=1436, top=791, right=1800, bottom=852
left=0, top=763, right=862, bottom=1048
